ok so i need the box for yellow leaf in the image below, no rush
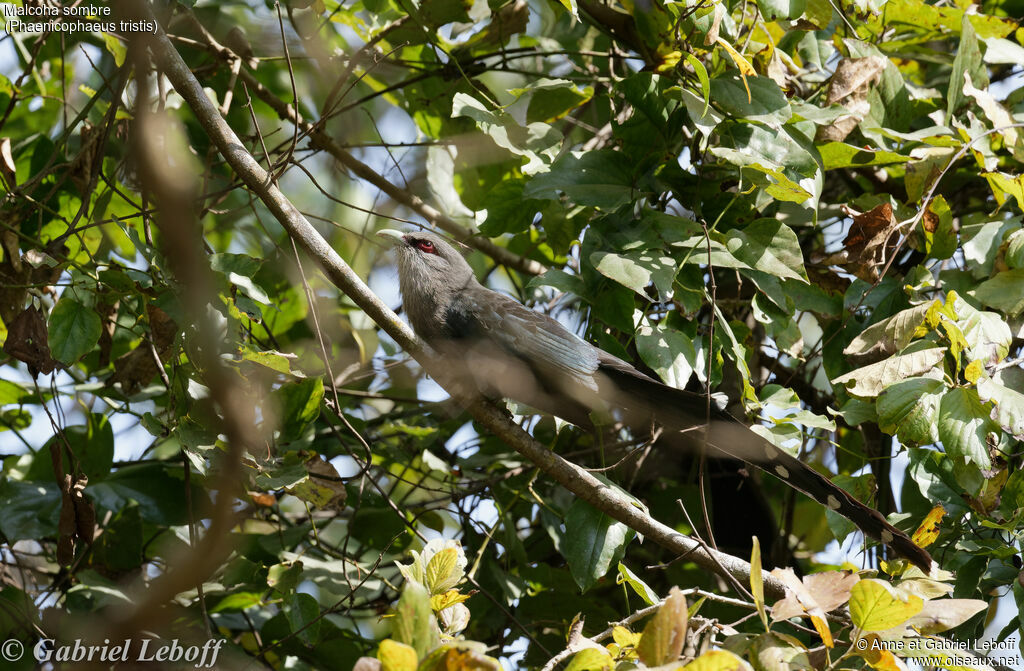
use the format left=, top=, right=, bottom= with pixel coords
left=715, top=37, right=755, bottom=103
left=564, top=647, right=614, bottom=671
left=983, top=171, right=1024, bottom=211
left=911, top=505, right=945, bottom=548
left=611, top=625, right=641, bottom=649
left=750, top=537, right=768, bottom=630
left=637, top=586, right=688, bottom=666
left=377, top=639, right=418, bottom=671
left=878, top=559, right=908, bottom=577
left=810, top=615, right=834, bottom=648
left=849, top=579, right=924, bottom=632
left=683, top=649, right=753, bottom=670
left=858, top=634, right=903, bottom=671
left=964, top=359, right=985, bottom=384
left=430, top=589, right=470, bottom=613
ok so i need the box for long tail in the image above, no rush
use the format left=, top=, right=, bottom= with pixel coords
left=596, top=355, right=933, bottom=571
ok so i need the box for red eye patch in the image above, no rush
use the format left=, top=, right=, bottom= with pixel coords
left=414, top=239, right=436, bottom=254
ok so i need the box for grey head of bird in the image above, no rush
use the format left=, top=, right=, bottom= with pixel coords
left=377, top=229, right=480, bottom=340
left=377, top=229, right=474, bottom=286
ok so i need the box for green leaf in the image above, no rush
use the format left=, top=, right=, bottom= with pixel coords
left=710, top=75, right=792, bottom=125
left=425, top=546, right=464, bottom=595
left=724, top=220, right=808, bottom=283
left=974, top=268, right=1024, bottom=316
left=819, top=142, right=907, bottom=170
left=48, top=297, right=102, bottom=365
left=210, top=592, right=263, bottom=613
left=849, top=579, right=923, bottom=632
left=591, top=250, right=676, bottom=300
left=553, top=0, right=579, bottom=20
left=527, top=269, right=586, bottom=296
left=954, top=296, right=1012, bottom=364
left=636, top=322, right=696, bottom=390
left=101, top=33, right=126, bottom=67
left=524, top=150, right=637, bottom=209
left=682, top=650, right=754, bottom=670
left=479, top=179, right=541, bottom=236
left=877, top=377, right=945, bottom=445
left=946, top=11, right=988, bottom=121
left=976, top=376, right=1024, bottom=439
left=750, top=538, right=768, bottom=630
left=451, top=93, right=560, bottom=175
left=616, top=563, right=659, bottom=606
left=937, top=387, right=996, bottom=469
left=274, top=377, right=324, bottom=442
left=1004, top=229, right=1024, bottom=269
left=921, top=195, right=956, bottom=260
left=984, top=172, right=1024, bottom=211
left=391, top=580, right=437, bottom=659
left=0, top=379, right=29, bottom=405
left=907, top=449, right=970, bottom=516
left=0, top=480, right=61, bottom=541
left=268, top=561, right=303, bottom=595
left=737, top=163, right=813, bottom=203
left=749, top=633, right=813, bottom=669
left=256, top=461, right=309, bottom=490
left=25, top=413, right=114, bottom=482
left=682, top=53, right=710, bottom=117
left=869, top=0, right=1016, bottom=39
left=288, top=592, right=321, bottom=645
left=563, top=499, right=634, bottom=592
left=524, top=79, right=593, bottom=123
left=88, top=463, right=206, bottom=526
left=757, top=0, right=806, bottom=20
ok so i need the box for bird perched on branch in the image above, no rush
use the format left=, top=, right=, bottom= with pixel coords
left=377, top=228, right=932, bottom=571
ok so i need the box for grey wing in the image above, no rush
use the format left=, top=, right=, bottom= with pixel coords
left=457, top=289, right=601, bottom=390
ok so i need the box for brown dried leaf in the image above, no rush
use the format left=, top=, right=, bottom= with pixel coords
left=770, top=568, right=859, bottom=620
left=905, top=599, right=987, bottom=634
left=108, top=305, right=178, bottom=394
left=803, top=571, right=859, bottom=612
left=71, top=476, right=94, bottom=545
left=57, top=535, right=75, bottom=567
left=2, top=306, right=58, bottom=375
left=296, top=455, right=348, bottom=509
left=921, top=207, right=939, bottom=234
left=825, top=56, right=888, bottom=105
left=147, top=304, right=178, bottom=351
left=815, top=56, right=887, bottom=142
left=59, top=475, right=76, bottom=537
left=97, top=297, right=119, bottom=368
left=835, top=203, right=902, bottom=283
left=109, top=348, right=158, bottom=395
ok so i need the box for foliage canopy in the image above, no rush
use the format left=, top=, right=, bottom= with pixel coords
left=0, top=0, right=1023, bottom=668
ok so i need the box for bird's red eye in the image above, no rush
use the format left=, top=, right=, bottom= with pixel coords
left=415, top=240, right=435, bottom=254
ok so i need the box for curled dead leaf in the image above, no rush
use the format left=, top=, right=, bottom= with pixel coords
left=2, top=306, right=58, bottom=376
